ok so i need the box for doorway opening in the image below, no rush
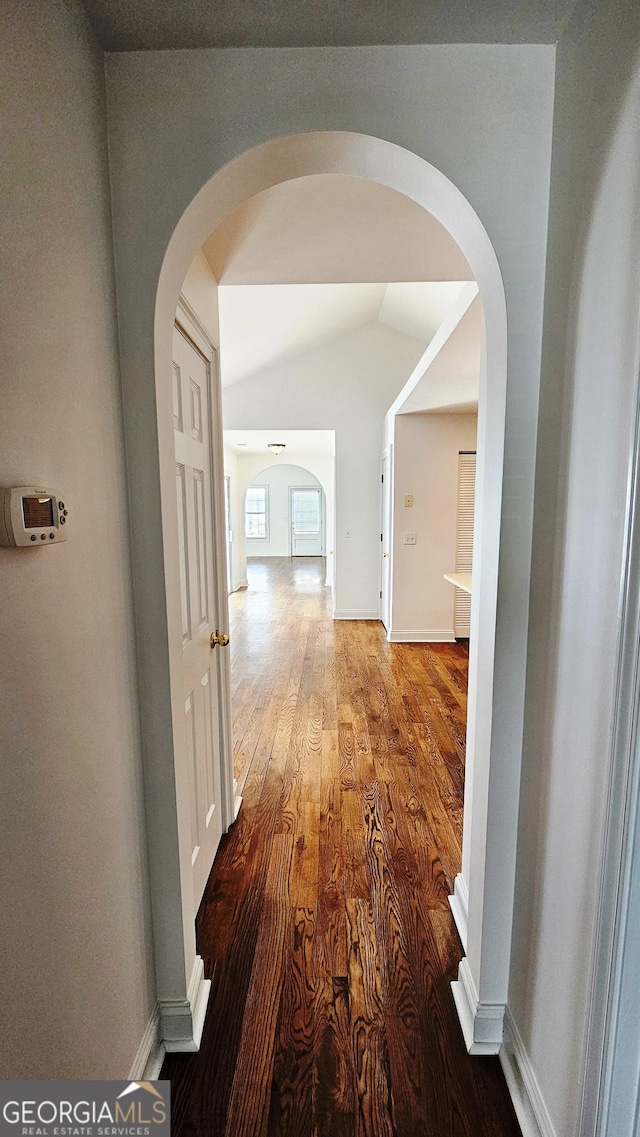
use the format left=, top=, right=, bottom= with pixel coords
left=243, top=466, right=325, bottom=558
left=149, top=132, right=512, bottom=1064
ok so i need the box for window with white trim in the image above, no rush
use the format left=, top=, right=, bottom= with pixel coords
left=245, top=485, right=268, bottom=540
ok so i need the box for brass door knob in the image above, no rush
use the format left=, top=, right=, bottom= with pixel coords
left=210, top=629, right=230, bottom=648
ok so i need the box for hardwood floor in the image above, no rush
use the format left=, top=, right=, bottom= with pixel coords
left=162, top=557, right=521, bottom=1137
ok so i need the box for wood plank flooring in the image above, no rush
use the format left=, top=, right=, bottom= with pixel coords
left=162, top=557, right=521, bottom=1137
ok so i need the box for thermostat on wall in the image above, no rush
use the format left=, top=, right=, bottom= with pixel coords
left=0, top=487, right=68, bottom=547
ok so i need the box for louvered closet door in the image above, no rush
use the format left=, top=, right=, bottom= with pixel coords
left=454, top=452, right=477, bottom=638
left=173, top=324, right=224, bottom=910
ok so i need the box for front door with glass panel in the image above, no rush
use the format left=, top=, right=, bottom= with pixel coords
left=289, top=486, right=323, bottom=556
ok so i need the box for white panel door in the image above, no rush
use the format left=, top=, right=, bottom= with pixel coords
left=290, top=486, right=323, bottom=556
left=173, top=324, right=224, bottom=910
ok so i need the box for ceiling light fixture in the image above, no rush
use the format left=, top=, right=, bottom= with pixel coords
left=268, top=443, right=286, bottom=455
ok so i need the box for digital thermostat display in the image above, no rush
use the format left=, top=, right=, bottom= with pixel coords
left=0, top=486, right=68, bottom=547
left=23, top=496, right=54, bottom=528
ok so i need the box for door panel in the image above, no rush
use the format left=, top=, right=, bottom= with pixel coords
left=176, top=465, right=190, bottom=642
left=192, top=468, right=209, bottom=626
left=184, top=692, right=198, bottom=856
left=173, top=324, right=224, bottom=909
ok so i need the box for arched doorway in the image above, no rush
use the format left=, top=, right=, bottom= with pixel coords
left=243, top=464, right=327, bottom=559
left=143, top=132, right=510, bottom=1057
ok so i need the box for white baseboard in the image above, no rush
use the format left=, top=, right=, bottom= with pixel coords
left=232, top=578, right=248, bottom=591
left=160, top=955, right=211, bottom=1054
left=333, top=609, right=380, bottom=620
left=500, top=1008, right=557, bottom=1137
left=448, top=873, right=469, bottom=953
left=387, top=629, right=456, bottom=642
left=128, top=1004, right=164, bottom=1079
left=451, top=956, right=504, bottom=1055
left=230, top=778, right=243, bottom=822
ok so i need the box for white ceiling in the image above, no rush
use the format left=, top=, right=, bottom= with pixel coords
left=378, top=282, right=467, bottom=344
left=203, top=175, right=473, bottom=286
left=219, top=283, right=382, bottom=387
left=218, top=281, right=467, bottom=387
left=85, top=0, right=576, bottom=51
left=224, top=429, right=335, bottom=455
left=395, top=287, right=482, bottom=415
left=204, top=172, right=481, bottom=410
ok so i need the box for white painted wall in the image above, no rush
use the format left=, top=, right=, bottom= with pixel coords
left=223, top=322, right=427, bottom=616
left=245, top=463, right=323, bottom=556
left=506, top=8, right=640, bottom=1137
left=390, top=413, right=477, bottom=639
left=0, top=0, right=154, bottom=1078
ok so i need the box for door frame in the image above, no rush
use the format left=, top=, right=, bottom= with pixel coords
left=380, top=447, right=393, bottom=630
left=288, top=484, right=324, bottom=557
left=137, top=292, right=236, bottom=1058
left=176, top=294, right=236, bottom=835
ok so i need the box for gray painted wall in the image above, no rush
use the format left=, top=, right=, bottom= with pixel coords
left=0, top=0, right=155, bottom=1078
left=513, top=4, right=640, bottom=1134
left=104, top=34, right=555, bottom=1080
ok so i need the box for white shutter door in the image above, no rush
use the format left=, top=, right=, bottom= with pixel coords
left=454, top=452, right=476, bottom=638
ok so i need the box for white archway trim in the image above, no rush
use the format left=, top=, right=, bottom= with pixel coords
left=242, top=462, right=327, bottom=559
left=152, top=131, right=510, bottom=1055
left=245, top=460, right=328, bottom=500
left=236, top=454, right=335, bottom=591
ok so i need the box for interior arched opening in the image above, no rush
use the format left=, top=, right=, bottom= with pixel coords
left=150, top=131, right=512, bottom=1059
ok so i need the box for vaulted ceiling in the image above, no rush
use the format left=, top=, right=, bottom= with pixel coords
left=203, top=175, right=473, bottom=287
left=204, top=173, right=474, bottom=391
left=218, top=282, right=467, bottom=387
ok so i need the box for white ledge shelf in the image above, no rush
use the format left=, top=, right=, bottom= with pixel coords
left=443, top=572, right=472, bottom=595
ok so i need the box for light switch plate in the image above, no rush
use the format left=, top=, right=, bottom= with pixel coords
left=404, top=532, right=417, bottom=545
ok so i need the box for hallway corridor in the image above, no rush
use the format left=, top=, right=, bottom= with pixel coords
left=162, top=558, right=521, bottom=1136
